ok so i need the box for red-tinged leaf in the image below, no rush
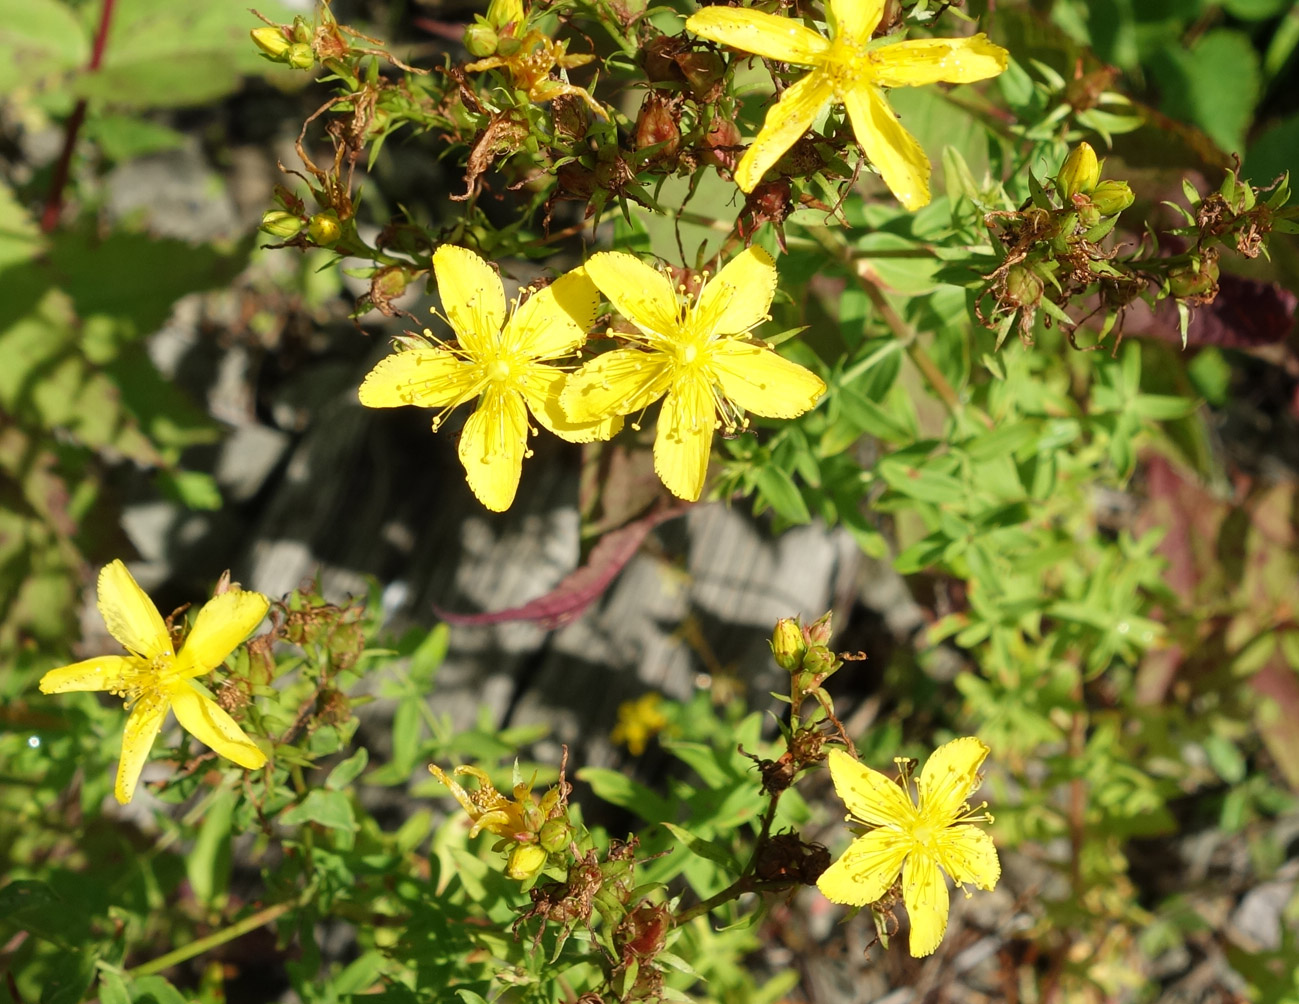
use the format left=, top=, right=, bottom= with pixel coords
left=434, top=505, right=689, bottom=629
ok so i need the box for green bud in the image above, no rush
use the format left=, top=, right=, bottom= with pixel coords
left=307, top=211, right=341, bottom=245
left=260, top=210, right=304, bottom=239
left=804, top=612, right=832, bottom=647
left=770, top=618, right=807, bottom=672
left=538, top=817, right=571, bottom=853
left=1090, top=179, right=1134, bottom=217
left=802, top=645, right=836, bottom=679
left=464, top=20, right=499, bottom=58
left=1056, top=142, right=1100, bottom=200
left=1005, top=265, right=1044, bottom=308
left=497, top=34, right=522, bottom=57
left=291, top=16, right=313, bottom=44
left=1168, top=257, right=1219, bottom=300
left=506, top=842, right=548, bottom=881
left=287, top=43, right=315, bottom=70
left=251, top=26, right=291, bottom=60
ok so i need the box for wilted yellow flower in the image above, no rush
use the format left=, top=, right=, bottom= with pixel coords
left=39, top=561, right=269, bottom=804
left=817, top=738, right=1000, bottom=957
left=359, top=246, right=621, bottom=512
left=429, top=763, right=567, bottom=840
left=560, top=246, right=825, bottom=502
left=685, top=0, right=1008, bottom=209
left=610, top=693, right=668, bottom=755
left=466, top=28, right=607, bottom=119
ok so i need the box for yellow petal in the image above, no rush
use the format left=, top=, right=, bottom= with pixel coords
left=505, top=267, right=600, bottom=360
left=170, top=681, right=267, bottom=769
left=935, top=824, right=1000, bottom=891
left=685, top=7, right=830, bottom=64
left=829, top=0, right=885, bottom=45
left=902, top=850, right=950, bottom=957
left=816, top=829, right=909, bottom=906
left=654, top=373, right=714, bottom=502
left=710, top=339, right=826, bottom=419
left=694, top=246, right=778, bottom=336
left=432, top=245, right=506, bottom=354
left=521, top=366, right=624, bottom=444
left=176, top=589, right=270, bottom=678
left=871, top=34, right=1010, bottom=88
left=842, top=84, right=931, bottom=210
left=916, top=736, right=989, bottom=825
left=115, top=691, right=169, bottom=804
left=97, top=560, right=172, bottom=661
left=735, top=70, right=835, bottom=193
left=358, top=348, right=479, bottom=409
left=583, top=252, right=681, bottom=340
left=560, top=348, right=672, bottom=422
left=39, top=655, right=135, bottom=694
left=827, top=748, right=917, bottom=828
left=458, top=387, right=529, bottom=512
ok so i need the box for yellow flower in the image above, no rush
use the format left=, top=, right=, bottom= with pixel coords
left=816, top=738, right=1000, bottom=958
left=358, top=246, right=622, bottom=512
left=429, top=763, right=563, bottom=841
left=39, top=560, right=270, bottom=804
left=610, top=693, right=668, bottom=756
left=685, top=0, right=1008, bottom=209
left=560, top=247, right=825, bottom=502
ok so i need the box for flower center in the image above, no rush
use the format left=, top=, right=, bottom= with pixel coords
left=910, top=821, right=936, bottom=848
left=110, top=654, right=179, bottom=707
left=823, top=37, right=866, bottom=93
left=487, top=357, right=513, bottom=383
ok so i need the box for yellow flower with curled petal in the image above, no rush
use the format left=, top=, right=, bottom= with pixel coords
left=560, top=246, right=825, bottom=502
left=39, top=560, right=270, bottom=804
left=359, top=246, right=622, bottom=512
left=685, top=0, right=1008, bottom=209
left=817, top=738, right=1000, bottom=957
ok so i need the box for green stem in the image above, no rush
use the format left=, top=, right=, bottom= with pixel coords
left=674, top=793, right=782, bottom=927
left=127, top=886, right=314, bottom=978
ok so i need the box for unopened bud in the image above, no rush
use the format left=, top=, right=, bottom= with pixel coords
left=804, top=611, right=832, bottom=647
left=538, top=817, right=571, bottom=853
left=308, top=211, right=341, bottom=245
left=1168, top=256, right=1219, bottom=300
left=802, top=645, right=836, bottom=679
left=260, top=210, right=304, bottom=238
left=1056, top=142, right=1100, bottom=200
left=497, top=34, right=522, bottom=57
left=1005, top=264, right=1044, bottom=308
left=1090, top=179, right=1134, bottom=217
left=251, top=26, right=291, bottom=60
left=486, top=0, right=525, bottom=32
left=287, top=43, right=315, bottom=69
left=290, top=16, right=312, bottom=44
left=464, top=21, right=499, bottom=57
left=771, top=618, right=806, bottom=672
left=634, top=93, right=680, bottom=164
left=506, top=842, right=548, bottom=881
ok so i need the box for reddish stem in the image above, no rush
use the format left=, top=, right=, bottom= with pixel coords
left=40, top=0, right=117, bottom=232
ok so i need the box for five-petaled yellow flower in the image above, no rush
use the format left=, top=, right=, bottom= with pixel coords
left=817, top=738, right=1000, bottom=958
left=560, top=246, right=825, bottom=502
left=685, top=0, right=1009, bottom=209
left=39, top=560, right=270, bottom=804
left=359, top=246, right=621, bottom=512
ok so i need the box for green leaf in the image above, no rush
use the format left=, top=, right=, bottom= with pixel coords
left=187, top=787, right=235, bottom=908
left=577, top=767, right=672, bottom=823
left=391, top=699, right=421, bottom=774
left=755, top=464, right=811, bottom=524
left=279, top=789, right=358, bottom=832
left=662, top=821, right=738, bottom=871
left=409, top=623, right=450, bottom=689
left=326, top=748, right=369, bottom=790
left=126, top=976, right=189, bottom=1004
left=156, top=469, right=223, bottom=510
left=877, top=457, right=966, bottom=504
left=0, top=0, right=89, bottom=94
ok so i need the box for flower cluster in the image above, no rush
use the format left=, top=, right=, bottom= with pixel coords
left=358, top=245, right=826, bottom=509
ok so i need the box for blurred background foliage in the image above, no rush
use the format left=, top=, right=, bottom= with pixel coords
left=2, top=0, right=1299, bottom=1002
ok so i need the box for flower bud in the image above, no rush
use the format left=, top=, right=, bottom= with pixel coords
left=1090, top=179, right=1134, bottom=217
left=771, top=618, right=806, bottom=672
left=308, top=211, right=341, bottom=245
left=804, top=611, right=833, bottom=647
left=486, top=0, right=525, bottom=31
left=802, top=645, right=836, bottom=679
left=634, top=93, right=680, bottom=165
left=506, top=842, right=548, bottom=881
left=464, top=20, right=499, bottom=57
left=497, top=34, right=522, bottom=57
left=1056, top=142, right=1100, bottom=200
left=1168, top=256, right=1219, bottom=300
left=251, top=26, right=291, bottom=60
left=538, top=817, right=571, bottom=853
left=287, top=43, right=315, bottom=69
left=1005, top=264, right=1044, bottom=308
left=260, top=210, right=304, bottom=239
left=676, top=51, right=724, bottom=100
left=290, top=16, right=312, bottom=44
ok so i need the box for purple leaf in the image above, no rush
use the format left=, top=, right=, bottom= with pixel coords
left=434, top=505, right=689, bottom=629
